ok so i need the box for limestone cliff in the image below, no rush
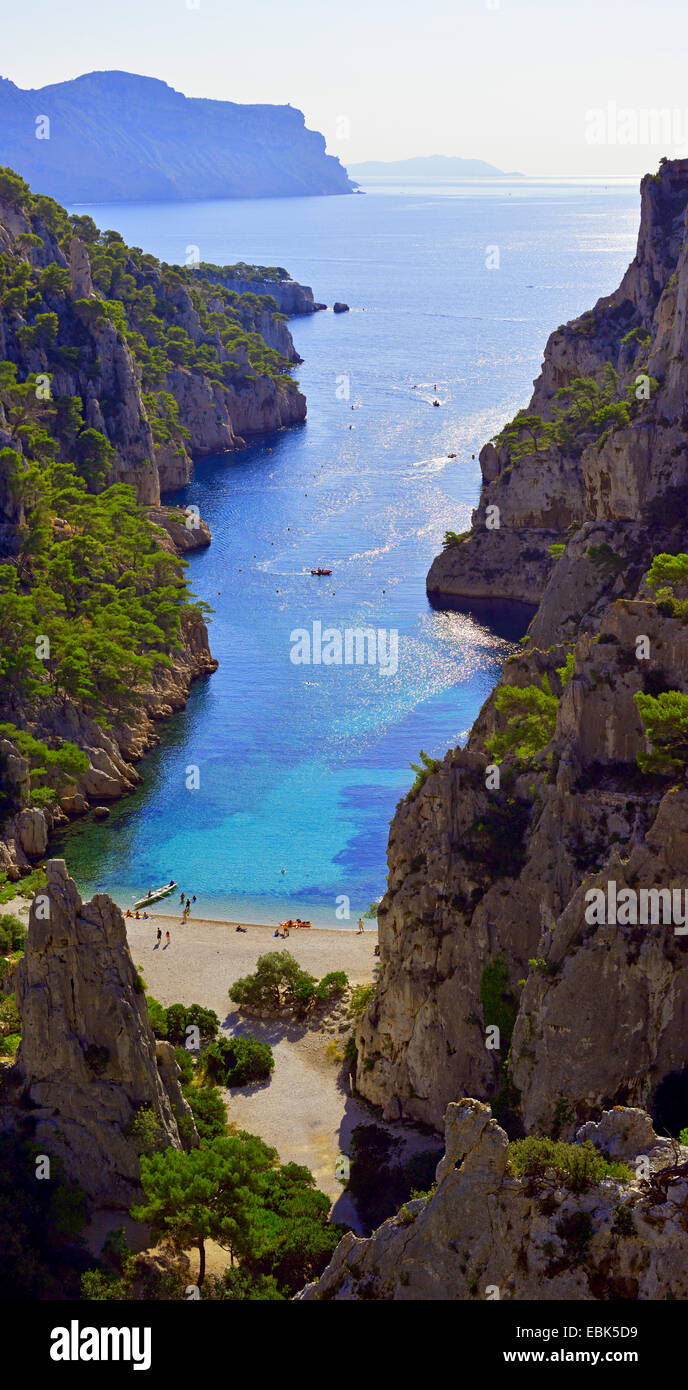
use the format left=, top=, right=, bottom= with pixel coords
left=0, top=177, right=307, bottom=509
left=300, top=1100, right=688, bottom=1301
left=197, top=267, right=326, bottom=318
left=355, top=159, right=688, bottom=1148
left=427, top=157, right=688, bottom=608
left=0, top=860, right=197, bottom=1207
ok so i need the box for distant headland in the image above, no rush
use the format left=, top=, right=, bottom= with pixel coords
left=0, top=70, right=356, bottom=203
left=347, top=154, right=524, bottom=178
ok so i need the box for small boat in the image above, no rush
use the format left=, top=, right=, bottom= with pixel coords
left=310, top=568, right=332, bottom=576
left=133, top=881, right=177, bottom=910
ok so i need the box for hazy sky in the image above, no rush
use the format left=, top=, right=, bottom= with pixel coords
left=3, top=0, right=688, bottom=176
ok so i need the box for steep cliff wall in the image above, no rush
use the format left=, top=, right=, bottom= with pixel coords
left=356, top=160, right=688, bottom=1146
left=427, top=157, right=688, bottom=608
left=1, top=860, right=197, bottom=1206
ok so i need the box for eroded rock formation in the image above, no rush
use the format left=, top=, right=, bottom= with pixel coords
left=300, top=1100, right=688, bottom=1301
left=2, top=860, right=196, bottom=1206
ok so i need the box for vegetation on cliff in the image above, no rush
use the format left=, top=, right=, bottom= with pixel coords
left=0, top=167, right=305, bottom=831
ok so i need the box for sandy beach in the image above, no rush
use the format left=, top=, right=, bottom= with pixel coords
left=5, top=891, right=439, bottom=1246
left=125, top=912, right=438, bottom=1233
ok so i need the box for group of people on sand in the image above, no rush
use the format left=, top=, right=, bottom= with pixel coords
left=125, top=909, right=150, bottom=921
left=273, top=917, right=311, bottom=938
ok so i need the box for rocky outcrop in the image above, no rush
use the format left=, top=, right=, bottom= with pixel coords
left=300, top=1100, right=688, bottom=1301
left=148, top=505, right=212, bottom=554
left=201, top=271, right=325, bottom=317
left=2, top=860, right=197, bottom=1206
left=426, top=158, right=688, bottom=607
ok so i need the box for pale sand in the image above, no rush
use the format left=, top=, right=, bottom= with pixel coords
left=5, top=892, right=438, bottom=1249
left=126, top=914, right=438, bottom=1235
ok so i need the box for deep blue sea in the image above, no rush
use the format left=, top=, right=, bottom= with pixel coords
left=54, top=179, right=639, bottom=925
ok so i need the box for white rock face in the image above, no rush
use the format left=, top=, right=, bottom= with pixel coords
left=8, top=861, right=197, bottom=1206
left=299, top=1100, right=688, bottom=1301
left=15, top=808, right=48, bottom=858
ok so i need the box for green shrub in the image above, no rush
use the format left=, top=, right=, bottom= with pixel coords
left=406, top=749, right=442, bottom=799
left=0, top=913, right=26, bottom=954
left=611, top=1203, right=636, bottom=1237
left=584, top=542, right=625, bottom=576
left=203, top=1268, right=284, bottom=1300
left=199, top=1033, right=274, bottom=1088
left=0, top=991, right=20, bottom=1038
left=229, top=950, right=317, bottom=1016
left=634, top=689, right=688, bottom=773
left=165, top=1002, right=219, bottom=1046
left=174, top=1045, right=194, bottom=1084
left=557, top=651, right=575, bottom=689
left=480, top=957, right=517, bottom=1049
left=349, top=983, right=376, bottom=1019
left=486, top=682, right=558, bottom=763
left=146, top=995, right=168, bottom=1038
left=183, top=1084, right=227, bottom=1142
left=124, top=1106, right=165, bottom=1156
left=442, top=530, right=470, bottom=549
left=315, top=971, right=348, bottom=1002
left=646, top=552, right=688, bottom=594
left=508, top=1136, right=631, bottom=1190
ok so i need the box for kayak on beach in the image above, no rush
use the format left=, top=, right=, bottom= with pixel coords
left=133, top=881, right=177, bottom=910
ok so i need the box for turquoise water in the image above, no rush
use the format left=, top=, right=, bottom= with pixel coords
left=55, top=180, right=639, bottom=926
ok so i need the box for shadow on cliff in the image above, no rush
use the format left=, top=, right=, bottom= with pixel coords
left=426, top=592, right=536, bottom=642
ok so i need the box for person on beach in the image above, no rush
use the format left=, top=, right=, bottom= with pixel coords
left=165, top=931, right=170, bottom=946
left=357, top=918, right=364, bottom=933
left=156, top=927, right=162, bottom=945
